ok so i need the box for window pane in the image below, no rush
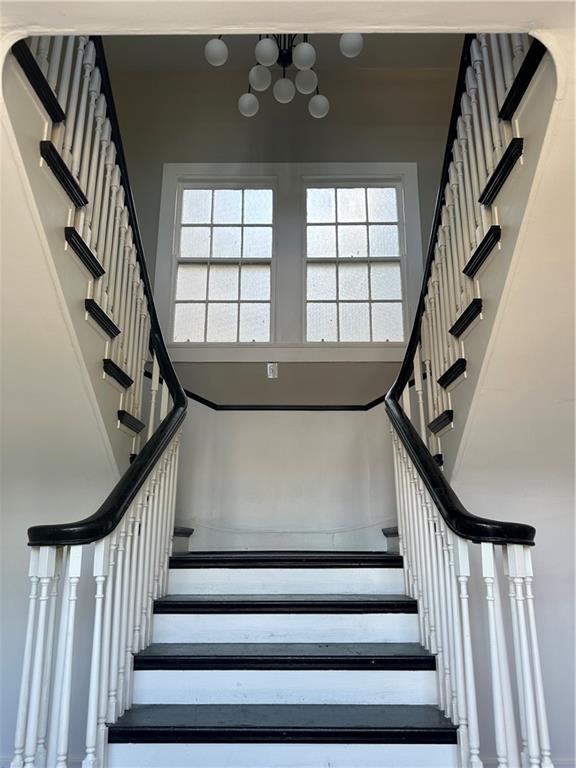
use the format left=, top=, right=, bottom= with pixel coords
left=182, top=189, right=212, bottom=224
left=173, top=303, right=205, bottom=342
left=338, top=225, right=367, bottom=258
left=180, top=227, right=211, bottom=259
left=369, top=224, right=400, bottom=256
left=372, top=302, right=404, bottom=341
left=239, top=303, right=270, bottom=341
left=176, top=264, right=207, bottom=300
left=244, top=189, right=273, bottom=224
left=307, top=303, right=337, bottom=341
left=307, top=226, right=336, bottom=258
left=339, top=302, right=370, bottom=341
left=367, top=188, right=398, bottom=222
left=213, top=189, right=242, bottom=223
left=208, top=265, right=239, bottom=300
left=371, top=262, right=402, bottom=300
left=307, top=264, right=336, bottom=300
left=307, top=188, right=335, bottom=223
left=337, top=188, right=366, bottom=222
left=339, top=263, right=369, bottom=300
left=212, top=227, right=241, bottom=259
left=241, top=265, right=270, bottom=300
left=206, top=303, right=238, bottom=342
left=243, top=227, right=272, bottom=259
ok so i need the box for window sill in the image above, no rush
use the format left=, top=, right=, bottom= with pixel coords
left=168, top=342, right=407, bottom=363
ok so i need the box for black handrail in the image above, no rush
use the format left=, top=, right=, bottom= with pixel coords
left=384, top=34, right=535, bottom=546
left=28, top=37, right=187, bottom=547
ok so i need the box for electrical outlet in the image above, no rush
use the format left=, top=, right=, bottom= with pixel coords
left=267, top=362, right=278, bottom=379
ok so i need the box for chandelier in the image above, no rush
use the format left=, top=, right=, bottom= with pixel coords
left=203, top=34, right=364, bottom=119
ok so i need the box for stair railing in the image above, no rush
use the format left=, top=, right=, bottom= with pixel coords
left=385, top=34, right=552, bottom=768
left=10, top=36, right=187, bottom=768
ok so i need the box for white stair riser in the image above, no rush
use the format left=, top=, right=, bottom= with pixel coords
left=152, top=613, right=419, bottom=644
left=167, top=567, right=404, bottom=595
left=108, top=742, right=458, bottom=768
left=132, top=669, right=437, bottom=705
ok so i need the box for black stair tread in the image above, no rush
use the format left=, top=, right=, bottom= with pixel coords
left=154, top=594, right=417, bottom=614
left=173, top=526, right=194, bottom=537
left=381, top=526, right=399, bottom=537
left=169, top=550, right=402, bottom=568
left=134, top=642, right=434, bottom=670
left=108, top=704, right=457, bottom=744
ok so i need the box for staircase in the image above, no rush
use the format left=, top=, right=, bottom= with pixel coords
left=4, top=29, right=560, bottom=768
left=107, top=550, right=458, bottom=768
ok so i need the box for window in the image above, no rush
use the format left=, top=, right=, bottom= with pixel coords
left=173, top=187, right=273, bottom=343
left=305, top=185, right=404, bottom=342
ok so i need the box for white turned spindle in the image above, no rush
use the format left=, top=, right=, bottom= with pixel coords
left=88, top=118, right=111, bottom=251
left=62, top=36, right=88, bottom=168
left=36, top=37, right=50, bottom=76
left=82, top=538, right=109, bottom=768
left=489, top=34, right=507, bottom=109
left=71, top=41, right=96, bottom=180
left=79, top=67, right=101, bottom=194
left=56, top=37, right=75, bottom=112
left=96, top=531, right=117, bottom=766
left=499, top=35, right=515, bottom=93
left=512, top=34, right=526, bottom=75
left=107, top=519, right=127, bottom=722
left=54, top=546, right=83, bottom=768
left=23, top=547, right=57, bottom=768
left=10, top=549, right=40, bottom=768
left=524, top=548, right=554, bottom=768
left=47, top=36, right=64, bottom=93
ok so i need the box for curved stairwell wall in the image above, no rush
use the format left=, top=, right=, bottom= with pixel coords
left=446, top=46, right=575, bottom=766
left=177, top=401, right=396, bottom=550
left=0, top=88, right=120, bottom=766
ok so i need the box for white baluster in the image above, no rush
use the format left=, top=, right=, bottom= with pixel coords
left=36, top=37, right=50, bottom=76
left=29, top=37, right=40, bottom=57
left=116, top=509, right=136, bottom=717
left=489, top=33, right=506, bottom=109
left=78, top=67, right=101, bottom=195
left=123, top=495, right=146, bottom=711
left=10, top=549, right=40, bottom=768
left=96, top=530, right=117, bottom=766
left=107, top=518, right=127, bottom=722
left=103, top=186, right=124, bottom=315
left=147, top=355, right=160, bottom=439
left=61, top=36, right=88, bottom=168
left=466, top=62, right=492, bottom=180
left=23, top=547, right=57, bottom=768
left=110, top=208, right=129, bottom=323
left=99, top=166, right=121, bottom=310
left=54, top=546, right=83, bottom=768
left=507, top=545, right=542, bottom=768
left=71, top=41, right=96, bottom=180
left=35, top=549, right=63, bottom=767
left=512, top=34, right=526, bottom=75
left=524, top=548, right=554, bottom=768
left=477, top=34, right=504, bottom=164
left=82, top=537, right=110, bottom=768
left=82, top=95, right=106, bottom=245
left=56, top=37, right=76, bottom=115
left=46, top=36, right=64, bottom=93
left=88, top=117, right=111, bottom=252
left=499, top=35, right=515, bottom=93
left=455, top=538, right=482, bottom=768
left=481, top=542, right=516, bottom=768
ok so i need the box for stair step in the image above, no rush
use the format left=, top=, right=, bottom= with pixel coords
left=169, top=550, right=401, bottom=568
left=381, top=526, right=399, bottom=537
left=131, top=642, right=437, bottom=706
left=134, top=642, right=434, bottom=670
left=108, top=703, right=457, bottom=743
left=154, top=594, right=416, bottom=614
left=152, top=595, right=419, bottom=644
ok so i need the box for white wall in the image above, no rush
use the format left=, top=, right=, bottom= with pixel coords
left=176, top=402, right=396, bottom=549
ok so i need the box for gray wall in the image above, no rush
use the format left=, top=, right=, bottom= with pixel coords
left=105, top=44, right=461, bottom=277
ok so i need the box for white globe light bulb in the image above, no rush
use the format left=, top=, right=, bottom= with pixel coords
left=255, top=38, right=279, bottom=67
left=295, top=69, right=318, bottom=95
left=238, top=92, right=259, bottom=118
left=293, top=41, right=316, bottom=71
left=204, top=38, right=229, bottom=67
left=248, top=64, right=272, bottom=92
left=273, top=77, right=296, bottom=104
left=339, top=33, right=364, bottom=58
left=308, top=93, right=330, bottom=119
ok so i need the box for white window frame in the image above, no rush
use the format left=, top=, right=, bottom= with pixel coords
left=155, top=162, right=422, bottom=363
left=172, top=179, right=277, bottom=344
left=301, top=177, right=407, bottom=343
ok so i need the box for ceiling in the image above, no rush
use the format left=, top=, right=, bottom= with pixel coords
left=104, top=33, right=464, bottom=74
